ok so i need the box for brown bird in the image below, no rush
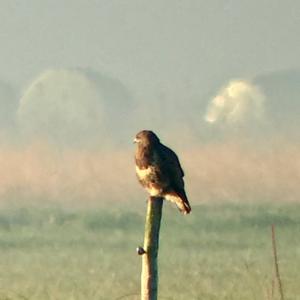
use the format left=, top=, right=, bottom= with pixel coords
left=134, top=130, right=191, bottom=214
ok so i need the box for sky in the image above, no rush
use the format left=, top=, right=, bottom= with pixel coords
left=1, top=0, right=299, bottom=101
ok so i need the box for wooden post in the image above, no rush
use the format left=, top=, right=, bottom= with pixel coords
left=140, top=196, right=163, bottom=300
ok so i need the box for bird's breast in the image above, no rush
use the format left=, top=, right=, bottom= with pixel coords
left=135, top=165, right=162, bottom=196
left=135, top=165, right=154, bottom=181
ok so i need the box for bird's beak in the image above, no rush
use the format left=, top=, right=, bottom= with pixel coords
left=133, top=137, right=138, bottom=144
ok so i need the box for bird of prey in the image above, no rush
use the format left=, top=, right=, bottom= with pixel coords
left=134, top=130, right=191, bottom=214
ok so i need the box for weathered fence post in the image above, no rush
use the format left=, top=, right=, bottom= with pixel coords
left=139, top=196, right=163, bottom=300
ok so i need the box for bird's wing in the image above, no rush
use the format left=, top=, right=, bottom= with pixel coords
left=157, top=144, right=185, bottom=188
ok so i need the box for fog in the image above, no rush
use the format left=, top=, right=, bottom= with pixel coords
left=17, top=68, right=136, bottom=147
left=0, top=66, right=299, bottom=206
left=0, top=81, right=18, bottom=131
left=0, top=1, right=299, bottom=207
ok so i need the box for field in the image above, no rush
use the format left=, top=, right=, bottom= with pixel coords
left=0, top=201, right=299, bottom=300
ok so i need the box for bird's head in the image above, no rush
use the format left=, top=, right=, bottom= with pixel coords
left=134, top=130, right=160, bottom=146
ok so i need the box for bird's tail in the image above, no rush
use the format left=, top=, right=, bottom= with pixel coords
left=165, top=190, right=191, bottom=214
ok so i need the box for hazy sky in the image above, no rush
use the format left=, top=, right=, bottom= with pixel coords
left=1, top=0, right=299, bottom=101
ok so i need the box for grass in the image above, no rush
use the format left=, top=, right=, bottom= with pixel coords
left=0, top=201, right=299, bottom=299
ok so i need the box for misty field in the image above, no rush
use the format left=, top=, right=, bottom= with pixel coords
left=0, top=201, right=299, bottom=300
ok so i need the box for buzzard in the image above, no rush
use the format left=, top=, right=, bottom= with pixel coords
left=134, top=130, right=191, bottom=214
